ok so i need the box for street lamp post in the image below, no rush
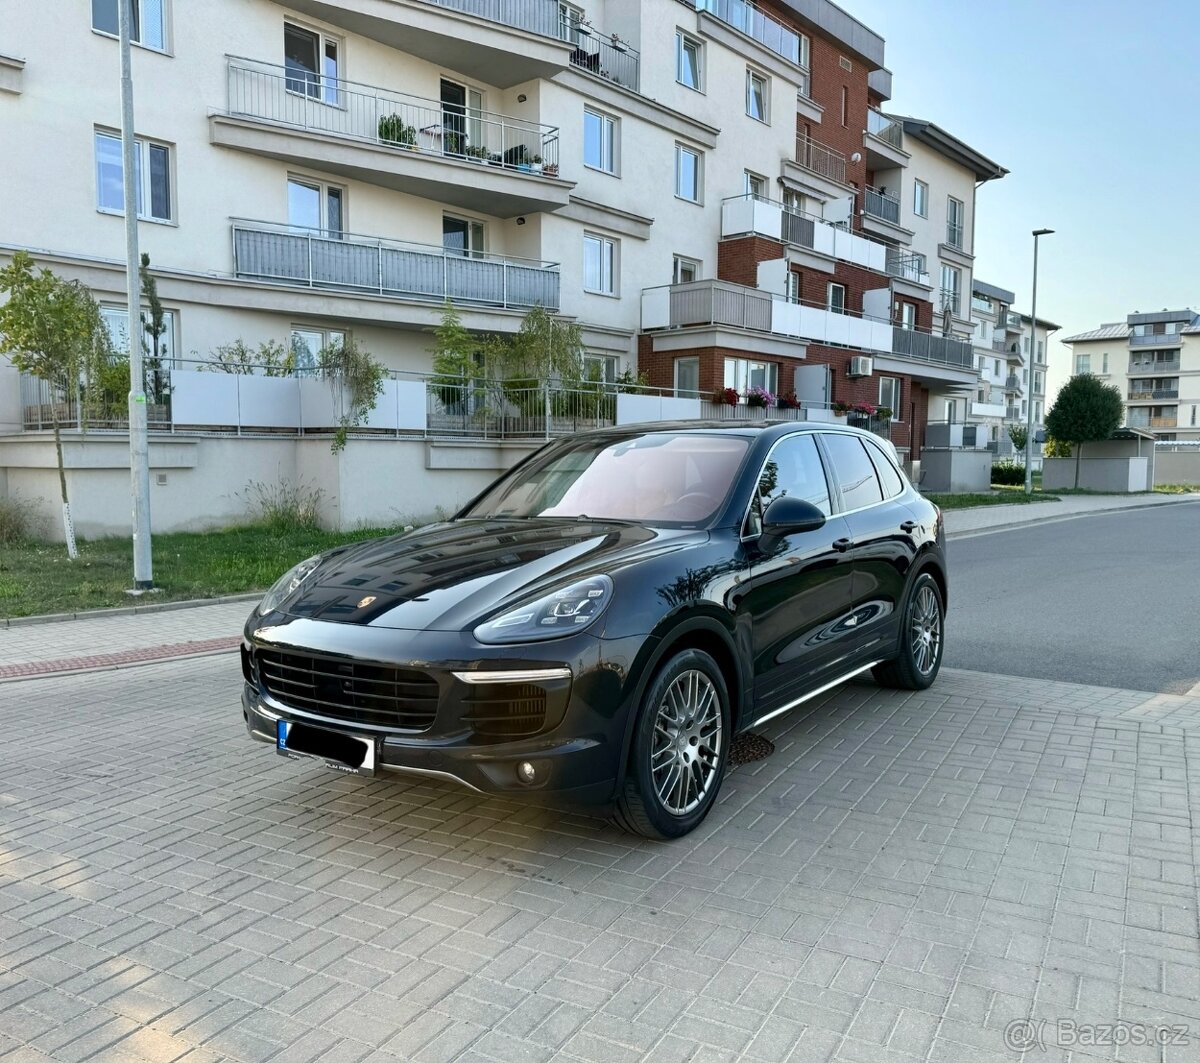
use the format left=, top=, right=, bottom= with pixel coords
left=1025, top=229, right=1054, bottom=495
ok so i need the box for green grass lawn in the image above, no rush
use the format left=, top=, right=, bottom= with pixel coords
left=0, top=523, right=404, bottom=620
left=923, top=490, right=1062, bottom=510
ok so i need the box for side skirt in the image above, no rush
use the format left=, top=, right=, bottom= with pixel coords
left=750, top=660, right=883, bottom=729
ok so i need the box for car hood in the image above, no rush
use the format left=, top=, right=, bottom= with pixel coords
left=278, top=518, right=705, bottom=631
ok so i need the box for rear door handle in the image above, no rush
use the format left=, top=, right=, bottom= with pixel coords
left=832, top=538, right=853, bottom=553
left=900, top=521, right=918, bottom=533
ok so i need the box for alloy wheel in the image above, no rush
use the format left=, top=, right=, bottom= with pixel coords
left=910, top=584, right=942, bottom=676
left=650, top=669, right=723, bottom=816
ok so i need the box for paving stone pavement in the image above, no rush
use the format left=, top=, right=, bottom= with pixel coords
left=3, top=656, right=1200, bottom=1062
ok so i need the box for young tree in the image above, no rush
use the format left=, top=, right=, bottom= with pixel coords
left=1044, top=374, right=1124, bottom=488
left=1007, top=424, right=1028, bottom=459
left=317, top=337, right=386, bottom=453
left=1, top=253, right=113, bottom=556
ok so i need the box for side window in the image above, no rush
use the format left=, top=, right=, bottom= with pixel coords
left=864, top=440, right=905, bottom=499
left=822, top=433, right=883, bottom=510
left=745, top=434, right=831, bottom=537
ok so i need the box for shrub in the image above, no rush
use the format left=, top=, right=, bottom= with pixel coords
left=0, top=494, right=45, bottom=544
left=1043, top=435, right=1072, bottom=458
left=991, top=460, right=1025, bottom=486
left=238, top=479, right=325, bottom=532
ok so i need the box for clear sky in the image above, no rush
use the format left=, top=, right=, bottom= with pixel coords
left=847, top=0, right=1200, bottom=385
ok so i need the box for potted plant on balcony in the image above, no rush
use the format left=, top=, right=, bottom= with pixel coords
left=610, top=32, right=628, bottom=52
left=831, top=400, right=851, bottom=417
left=465, top=145, right=489, bottom=163
left=378, top=114, right=416, bottom=149
left=711, top=386, right=739, bottom=406
left=746, top=386, right=775, bottom=410
left=530, top=154, right=544, bottom=176
left=443, top=130, right=466, bottom=156
left=543, top=160, right=559, bottom=177
left=875, top=405, right=893, bottom=422
left=776, top=391, right=799, bottom=411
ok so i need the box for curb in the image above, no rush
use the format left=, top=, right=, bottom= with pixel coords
left=1, top=591, right=262, bottom=629
left=946, top=495, right=1200, bottom=540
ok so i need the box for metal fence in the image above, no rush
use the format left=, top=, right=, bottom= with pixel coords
left=1129, top=332, right=1183, bottom=347
left=226, top=56, right=561, bottom=173
left=1128, top=358, right=1181, bottom=373
left=891, top=327, right=974, bottom=369
left=884, top=247, right=928, bottom=285
left=424, top=0, right=562, bottom=38
left=563, top=21, right=639, bottom=91
left=667, top=281, right=773, bottom=331
left=864, top=185, right=900, bottom=224
left=231, top=220, right=560, bottom=311
left=795, top=133, right=847, bottom=185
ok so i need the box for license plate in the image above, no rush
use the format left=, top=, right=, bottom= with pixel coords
left=276, top=719, right=376, bottom=777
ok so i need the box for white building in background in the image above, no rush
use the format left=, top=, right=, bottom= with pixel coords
left=0, top=0, right=1012, bottom=535
left=1061, top=310, right=1200, bottom=441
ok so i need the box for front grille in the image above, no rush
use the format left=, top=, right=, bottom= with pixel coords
left=256, top=648, right=439, bottom=732
left=462, top=683, right=549, bottom=738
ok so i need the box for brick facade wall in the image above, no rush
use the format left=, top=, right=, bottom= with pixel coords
left=716, top=236, right=788, bottom=289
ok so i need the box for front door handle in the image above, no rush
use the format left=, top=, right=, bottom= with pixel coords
left=832, top=537, right=853, bottom=553
left=900, top=520, right=918, bottom=533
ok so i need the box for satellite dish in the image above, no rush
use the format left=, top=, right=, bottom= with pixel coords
left=850, top=152, right=863, bottom=164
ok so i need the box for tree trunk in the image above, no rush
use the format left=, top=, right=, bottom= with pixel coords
left=52, top=415, right=78, bottom=560
left=1074, top=442, right=1082, bottom=489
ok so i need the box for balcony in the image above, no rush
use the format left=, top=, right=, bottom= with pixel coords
left=884, top=249, right=929, bottom=287
left=1128, top=412, right=1178, bottom=429
left=563, top=20, right=640, bottom=91
left=864, top=108, right=907, bottom=170
left=1129, top=388, right=1180, bottom=401
left=1003, top=311, right=1023, bottom=333
left=694, top=0, right=807, bottom=68
left=1129, top=331, right=1183, bottom=347
left=864, top=185, right=900, bottom=225
left=970, top=401, right=1006, bottom=419
left=278, top=0, right=572, bottom=87
left=1005, top=374, right=1021, bottom=391
left=1128, top=357, right=1181, bottom=374
left=1006, top=406, right=1021, bottom=420
left=217, top=57, right=569, bottom=218
left=232, top=220, right=560, bottom=311
left=793, top=133, right=848, bottom=186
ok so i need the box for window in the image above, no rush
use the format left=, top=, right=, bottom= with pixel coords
left=878, top=377, right=901, bottom=416
left=674, top=355, right=699, bottom=396
left=746, top=70, right=768, bottom=122
left=583, top=233, right=616, bottom=294
left=1075, top=353, right=1091, bottom=374
left=675, top=144, right=701, bottom=203
left=291, top=326, right=347, bottom=373
left=676, top=32, right=702, bottom=90
left=827, top=283, right=846, bottom=315
left=1024, top=335, right=1030, bottom=354
left=1037, top=339, right=1045, bottom=359
left=583, top=108, right=616, bottom=174
left=864, top=439, right=905, bottom=499
left=1102, top=352, right=1108, bottom=373
left=913, top=179, right=928, bottom=218
left=724, top=357, right=777, bottom=397
left=284, top=23, right=341, bottom=105
left=743, top=170, right=767, bottom=200
left=786, top=269, right=802, bottom=305
left=443, top=215, right=485, bottom=258
left=898, top=302, right=915, bottom=330
left=822, top=433, right=883, bottom=510
left=946, top=196, right=964, bottom=248
left=94, top=130, right=172, bottom=222
left=1192, top=405, right=1197, bottom=427
left=287, top=176, right=343, bottom=236
left=92, top=0, right=167, bottom=51
left=1034, top=370, right=1044, bottom=394
left=672, top=256, right=699, bottom=284
left=100, top=304, right=177, bottom=366
left=747, top=433, right=832, bottom=537
left=840, top=86, right=848, bottom=126
left=558, top=1, right=584, bottom=41
left=583, top=353, right=619, bottom=383
left=939, top=265, right=961, bottom=315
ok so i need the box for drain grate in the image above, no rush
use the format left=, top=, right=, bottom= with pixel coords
left=730, top=732, right=775, bottom=766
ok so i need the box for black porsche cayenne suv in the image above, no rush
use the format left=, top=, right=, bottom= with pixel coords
left=242, top=421, right=946, bottom=838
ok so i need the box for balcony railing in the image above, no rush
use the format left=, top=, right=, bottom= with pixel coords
left=1129, top=332, right=1182, bottom=346
left=1005, top=375, right=1021, bottom=391
left=562, top=19, right=640, bottom=91
left=226, top=56, right=560, bottom=174
left=884, top=248, right=929, bottom=285
left=232, top=220, right=560, bottom=310
left=864, top=185, right=900, bottom=225
left=1005, top=406, right=1021, bottom=420
left=945, top=221, right=964, bottom=249
left=891, top=328, right=975, bottom=369
left=866, top=108, right=902, bottom=148
left=1004, top=311, right=1022, bottom=330
left=991, top=337, right=1012, bottom=354
left=939, top=288, right=961, bottom=316
left=1129, top=388, right=1180, bottom=400
left=1129, top=358, right=1181, bottom=373
left=695, top=0, right=806, bottom=67
left=795, top=133, right=847, bottom=185
left=423, top=0, right=563, bottom=37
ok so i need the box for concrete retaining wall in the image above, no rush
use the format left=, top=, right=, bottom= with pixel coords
left=1043, top=457, right=1152, bottom=493
left=920, top=448, right=992, bottom=493
left=1153, top=451, right=1200, bottom=486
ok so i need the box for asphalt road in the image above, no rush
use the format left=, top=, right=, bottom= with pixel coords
left=945, top=499, right=1200, bottom=694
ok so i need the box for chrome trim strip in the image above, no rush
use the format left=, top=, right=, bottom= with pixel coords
left=750, top=660, right=881, bottom=728
left=377, top=763, right=486, bottom=794
left=451, top=668, right=572, bottom=684
left=255, top=689, right=430, bottom=734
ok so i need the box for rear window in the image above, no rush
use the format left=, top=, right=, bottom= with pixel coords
left=864, top=439, right=905, bottom=499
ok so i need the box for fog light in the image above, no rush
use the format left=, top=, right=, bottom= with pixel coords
left=517, top=761, right=537, bottom=784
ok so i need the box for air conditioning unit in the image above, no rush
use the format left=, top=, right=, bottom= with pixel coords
left=848, top=356, right=873, bottom=377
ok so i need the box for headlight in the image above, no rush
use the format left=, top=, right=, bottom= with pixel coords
left=257, top=555, right=322, bottom=615
left=474, top=575, right=613, bottom=644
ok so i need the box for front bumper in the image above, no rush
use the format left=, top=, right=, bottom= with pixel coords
left=240, top=615, right=631, bottom=804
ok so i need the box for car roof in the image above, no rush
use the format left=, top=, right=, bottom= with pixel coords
left=572, top=419, right=885, bottom=444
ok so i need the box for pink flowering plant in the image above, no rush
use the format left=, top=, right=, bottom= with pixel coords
left=745, top=386, right=775, bottom=408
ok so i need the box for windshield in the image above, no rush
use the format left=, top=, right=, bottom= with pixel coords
left=462, top=432, right=752, bottom=526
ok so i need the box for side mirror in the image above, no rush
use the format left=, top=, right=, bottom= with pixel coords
left=759, top=496, right=826, bottom=547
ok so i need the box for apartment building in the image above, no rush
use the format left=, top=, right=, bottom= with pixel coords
left=0, top=0, right=1011, bottom=532
left=1062, top=310, right=1200, bottom=441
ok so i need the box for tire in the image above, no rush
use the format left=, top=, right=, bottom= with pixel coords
left=613, top=649, right=731, bottom=840
left=872, top=571, right=944, bottom=690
